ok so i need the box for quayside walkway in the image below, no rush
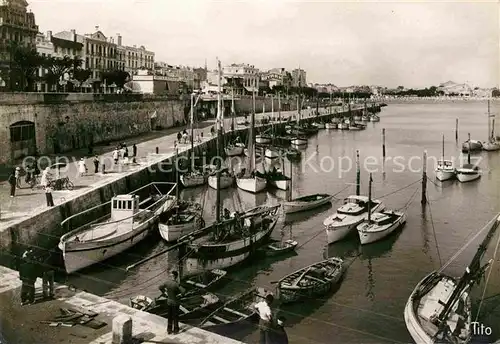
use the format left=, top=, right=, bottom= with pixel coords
left=0, top=265, right=243, bottom=344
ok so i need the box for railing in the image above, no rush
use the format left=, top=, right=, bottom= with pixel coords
left=60, top=182, right=176, bottom=241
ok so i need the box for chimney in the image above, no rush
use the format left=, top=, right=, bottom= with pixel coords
left=70, top=29, right=76, bottom=42
left=46, top=30, right=52, bottom=40
left=117, top=33, right=122, bottom=46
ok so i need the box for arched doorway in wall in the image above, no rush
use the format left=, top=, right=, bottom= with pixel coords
left=10, top=121, right=36, bottom=160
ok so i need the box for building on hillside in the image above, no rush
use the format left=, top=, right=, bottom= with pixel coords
left=115, top=34, right=154, bottom=76
left=35, top=30, right=83, bottom=91
left=312, top=83, right=339, bottom=93
left=0, top=0, right=39, bottom=90
left=222, top=63, right=259, bottom=95
left=291, top=68, right=307, bottom=87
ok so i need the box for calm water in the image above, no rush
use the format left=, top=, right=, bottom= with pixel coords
left=67, top=100, right=500, bottom=344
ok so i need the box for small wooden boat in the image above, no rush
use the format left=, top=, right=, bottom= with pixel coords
left=180, top=171, right=207, bottom=188
left=461, top=139, right=482, bottom=152
left=256, top=134, right=272, bottom=144
left=337, top=122, right=347, bottom=130
left=275, top=257, right=344, bottom=304
left=158, top=202, right=205, bottom=242
left=129, top=292, right=220, bottom=321
left=283, top=193, right=333, bottom=214
left=265, top=168, right=290, bottom=191
left=312, top=122, right=325, bottom=129
left=357, top=209, right=406, bottom=245
left=285, top=148, right=301, bottom=160
left=225, top=142, right=245, bottom=157
left=370, top=114, right=380, bottom=122
left=181, top=269, right=227, bottom=293
left=264, top=239, right=298, bottom=256
left=208, top=168, right=235, bottom=190
left=290, top=137, right=308, bottom=146
left=199, top=287, right=268, bottom=330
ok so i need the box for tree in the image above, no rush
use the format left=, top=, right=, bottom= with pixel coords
left=72, top=68, right=92, bottom=91
left=9, top=43, right=44, bottom=91
left=101, top=70, right=130, bottom=88
left=493, top=88, right=500, bottom=97
left=43, top=56, right=80, bottom=91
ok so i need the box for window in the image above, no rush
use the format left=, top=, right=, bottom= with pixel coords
left=127, top=200, right=132, bottom=209
left=113, top=200, right=117, bottom=209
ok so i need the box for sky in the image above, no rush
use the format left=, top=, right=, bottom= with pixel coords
left=28, top=0, right=499, bottom=88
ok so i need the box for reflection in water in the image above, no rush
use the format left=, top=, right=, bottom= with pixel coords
left=366, top=258, right=375, bottom=301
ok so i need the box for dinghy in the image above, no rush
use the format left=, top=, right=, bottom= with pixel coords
left=158, top=202, right=205, bottom=242
left=180, top=171, right=207, bottom=188
left=208, top=168, right=235, bottom=189
left=283, top=194, right=333, bottom=214
left=199, top=287, right=268, bottom=330
left=357, top=209, right=406, bottom=245
left=59, top=183, right=176, bottom=274
left=264, top=239, right=298, bottom=256
left=181, top=269, right=227, bottom=296
left=325, top=122, right=337, bottom=129
left=275, top=257, right=344, bottom=304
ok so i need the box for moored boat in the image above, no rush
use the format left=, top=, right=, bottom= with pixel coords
left=435, top=135, right=456, bottom=181
left=264, top=239, right=298, bottom=256
left=357, top=210, right=406, bottom=245
left=180, top=171, right=207, bottom=188
left=59, top=182, right=176, bottom=274
left=256, top=134, right=272, bottom=144
left=461, top=139, right=482, bottom=152
left=225, top=142, right=245, bottom=157
left=285, top=147, right=301, bottom=160
left=457, top=133, right=481, bottom=183
left=158, top=202, right=205, bottom=242
left=337, top=122, right=347, bottom=130
left=180, top=269, right=228, bottom=296
left=370, top=114, right=380, bottom=122
left=291, top=137, right=308, bottom=146
left=275, top=257, right=344, bottom=304
left=283, top=193, right=333, bottom=214
left=324, top=195, right=385, bottom=244
left=236, top=174, right=267, bottom=193
left=208, top=168, right=235, bottom=189
left=404, top=213, right=500, bottom=344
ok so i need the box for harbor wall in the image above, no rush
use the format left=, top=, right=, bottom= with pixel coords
left=0, top=93, right=301, bottom=167
left=0, top=105, right=375, bottom=268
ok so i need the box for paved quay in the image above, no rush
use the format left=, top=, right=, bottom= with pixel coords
left=0, top=106, right=335, bottom=232
left=0, top=265, right=243, bottom=344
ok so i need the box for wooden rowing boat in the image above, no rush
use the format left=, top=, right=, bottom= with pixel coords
left=181, top=269, right=227, bottom=296
left=283, top=193, right=333, bottom=214
left=199, top=287, right=268, bottom=330
left=264, top=239, right=298, bottom=256
left=276, top=257, right=344, bottom=304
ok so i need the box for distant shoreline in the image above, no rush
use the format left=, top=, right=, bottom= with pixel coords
left=373, top=97, right=499, bottom=104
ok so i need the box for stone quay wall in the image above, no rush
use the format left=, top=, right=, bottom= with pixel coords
left=0, top=93, right=301, bottom=167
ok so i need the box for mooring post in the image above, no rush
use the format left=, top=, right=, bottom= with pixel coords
left=421, top=150, right=427, bottom=205
left=155, top=147, right=159, bottom=154
left=455, top=118, right=458, bottom=142
left=382, top=128, right=386, bottom=159
left=356, top=150, right=360, bottom=196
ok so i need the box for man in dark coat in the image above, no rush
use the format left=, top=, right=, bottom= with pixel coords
left=268, top=316, right=289, bottom=344
left=159, top=271, right=185, bottom=334
left=19, top=249, right=37, bottom=305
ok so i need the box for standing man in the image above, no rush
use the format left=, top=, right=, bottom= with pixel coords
left=19, top=249, right=36, bottom=305
left=93, top=155, right=100, bottom=174
left=35, top=251, right=54, bottom=299
left=45, top=186, right=54, bottom=207
left=132, top=144, right=137, bottom=157
left=268, top=316, right=289, bottom=344
left=112, top=148, right=119, bottom=165
left=7, top=169, right=16, bottom=197
left=159, top=271, right=185, bottom=335
left=254, top=294, right=274, bottom=344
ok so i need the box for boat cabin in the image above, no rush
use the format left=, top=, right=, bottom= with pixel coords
left=370, top=212, right=398, bottom=226
left=338, top=196, right=376, bottom=216
left=111, top=194, right=140, bottom=223
left=437, top=160, right=453, bottom=168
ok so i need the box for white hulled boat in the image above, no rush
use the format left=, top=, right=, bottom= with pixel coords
left=59, top=182, right=176, bottom=274
left=264, top=148, right=280, bottom=160
left=337, top=122, right=347, bottom=130
left=159, top=202, right=205, bottom=242
left=324, top=195, right=385, bottom=244
left=435, top=135, right=456, bottom=181
left=357, top=210, right=406, bottom=244
left=180, top=171, right=207, bottom=188
left=404, top=213, right=500, bottom=344
left=457, top=133, right=481, bottom=183
left=256, top=134, right=272, bottom=144
left=208, top=168, right=234, bottom=189
left=461, top=139, right=482, bottom=152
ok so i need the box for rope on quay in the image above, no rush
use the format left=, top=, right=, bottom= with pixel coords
left=376, top=179, right=422, bottom=200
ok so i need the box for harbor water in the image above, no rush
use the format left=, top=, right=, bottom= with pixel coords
left=65, top=100, right=500, bottom=344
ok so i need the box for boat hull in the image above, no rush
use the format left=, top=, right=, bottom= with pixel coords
left=456, top=171, right=480, bottom=183
left=325, top=123, right=337, bottom=129
left=284, top=195, right=333, bottom=214
left=268, top=178, right=290, bottom=191
left=291, top=138, right=307, bottom=146
left=236, top=176, right=267, bottom=193
left=208, top=175, right=234, bottom=189
left=264, top=149, right=279, bottom=160
left=225, top=146, right=244, bottom=157
left=357, top=212, right=406, bottom=245
left=61, top=220, right=155, bottom=274
left=180, top=174, right=206, bottom=188
left=461, top=140, right=482, bottom=152
left=158, top=217, right=203, bottom=242
left=483, top=141, right=500, bottom=151
left=435, top=169, right=455, bottom=181
left=256, top=136, right=272, bottom=144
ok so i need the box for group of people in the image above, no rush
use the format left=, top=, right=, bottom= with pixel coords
left=112, top=143, right=137, bottom=166
left=176, top=129, right=190, bottom=144
left=18, top=248, right=54, bottom=305
left=158, top=270, right=288, bottom=343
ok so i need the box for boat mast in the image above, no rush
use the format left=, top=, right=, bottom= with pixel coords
left=487, top=100, right=491, bottom=142
left=278, top=92, right=281, bottom=122
left=367, top=173, right=372, bottom=223
left=175, top=147, right=179, bottom=219
left=215, top=58, right=222, bottom=224
left=441, top=134, right=445, bottom=162
left=436, top=214, right=500, bottom=334
left=467, top=132, right=471, bottom=165
left=190, top=93, right=195, bottom=170
left=250, top=87, right=256, bottom=172
left=231, top=88, right=235, bottom=131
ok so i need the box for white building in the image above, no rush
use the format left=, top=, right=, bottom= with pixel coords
left=223, top=63, right=259, bottom=93
left=116, top=34, right=154, bottom=76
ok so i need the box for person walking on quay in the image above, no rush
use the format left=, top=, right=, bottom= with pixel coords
left=254, top=293, right=274, bottom=344
left=40, top=167, right=51, bottom=189
left=45, top=186, right=54, bottom=207
left=93, top=155, right=100, bottom=174
left=19, top=249, right=36, bottom=305
left=123, top=147, right=129, bottom=164
left=133, top=144, right=137, bottom=157
left=7, top=169, right=16, bottom=197
left=159, top=270, right=185, bottom=335
left=177, top=131, right=182, bottom=145
left=182, top=129, right=188, bottom=144
left=112, top=147, right=120, bottom=165
left=78, top=158, right=88, bottom=177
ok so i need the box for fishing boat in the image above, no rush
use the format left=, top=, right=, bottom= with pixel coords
left=284, top=194, right=333, bottom=214
left=265, top=162, right=290, bottom=191
left=357, top=210, right=406, bottom=245
left=483, top=100, right=500, bottom=151
left=324, top=195, right=385, bottom=244
left=361, top=114, right=369, bottom=121
left=59, top=182, right=176, bottom=274
left=349, top=123, right=363, bottom=130
left=264, top=239, right=298, bottom=256
left=158, top=201, right=205, bottom=242
left=404, top=213, right=500, bottom=344
left=353, top=114, right=361, bottom=121
left=256, top=134, right=272, bottom=144
left=198, top=287, right=268, bottom=330
left=264, top=148, right=280, bottom=160
left=457, top=133, right=481, bottom=183
left=275, top=257, right=344, bottom=304
left=180, top=269, right=227, bottom=295
left=129, top=292, right=220, bottom=322
left=435, top=135, right=456, bottom=181
left=208, top=167, right=235, bottom=189
left=236, top=89, right=267, bottom=193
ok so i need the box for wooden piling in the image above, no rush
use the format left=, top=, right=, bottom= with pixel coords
left=421, top=150, right=427, bottom=205
left=382, top=128, right=386, bottom=159
left=455, top=118, right=458, bottom=142
left=356, top=150, right=360, bottom=196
